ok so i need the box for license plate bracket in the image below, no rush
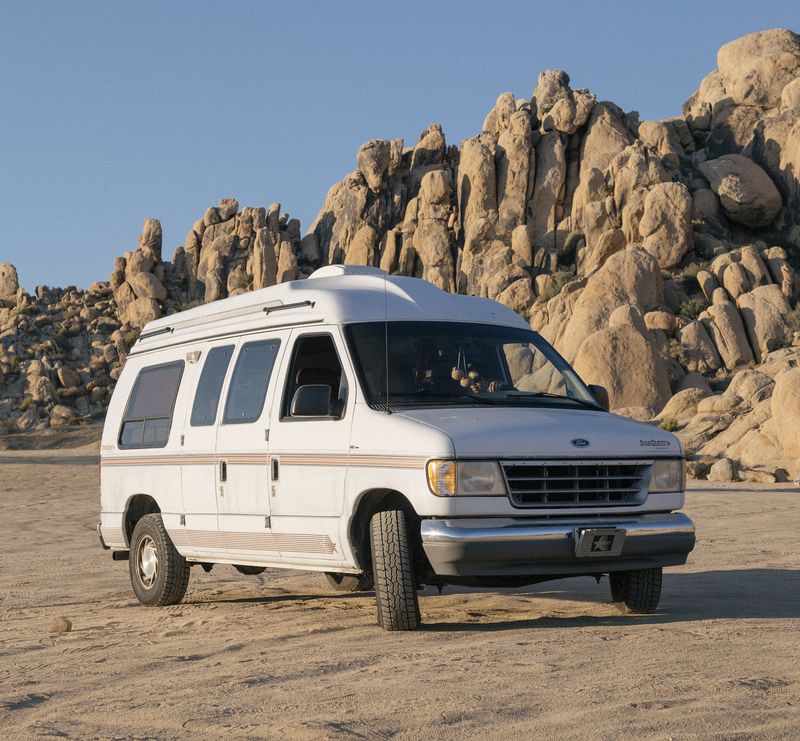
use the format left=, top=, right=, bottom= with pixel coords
left=574, top=527, right=626, bottom=557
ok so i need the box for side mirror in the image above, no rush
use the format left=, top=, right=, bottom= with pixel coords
left=588, top=384, right=610, bottom=411
left=290, top=385, right=332, bottom=417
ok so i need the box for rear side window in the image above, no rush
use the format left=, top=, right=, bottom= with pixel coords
left=190, top=345, right=234, bottom=426
left=119, top=361, right=184, bottom=448
left=223, top=339, right=281, bottom=424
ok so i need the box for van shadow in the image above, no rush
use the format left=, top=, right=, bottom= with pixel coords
left=421, top=568, right=800, bottom=632
left=194, top=568, right=799, bottom=632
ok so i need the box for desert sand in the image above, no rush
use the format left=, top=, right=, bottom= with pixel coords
left=1, top=446, right=798, bottom=739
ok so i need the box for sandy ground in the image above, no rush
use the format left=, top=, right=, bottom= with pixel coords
left=1, top=447, right=798, bottom=740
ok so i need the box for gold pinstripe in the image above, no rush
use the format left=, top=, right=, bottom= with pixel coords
left=101, top=453, right=427, bottom=468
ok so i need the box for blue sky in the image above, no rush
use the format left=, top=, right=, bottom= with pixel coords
left=1, top=1, right=798, bottom=289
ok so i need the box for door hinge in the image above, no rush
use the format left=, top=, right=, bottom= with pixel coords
left=265, top=516, right=271, bottom=528
left=265, top=428, right=270, bottom=442
left=180, top=514, right=186, bottom=526
left=180, top=434, right=185, bottom=446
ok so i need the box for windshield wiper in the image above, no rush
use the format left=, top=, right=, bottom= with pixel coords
left=517, top=391, right=602, bottom=410
left=385, top=391, right=501, bottom=405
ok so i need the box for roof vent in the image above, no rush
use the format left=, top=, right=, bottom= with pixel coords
left=308, top=265, right=387, bottom=280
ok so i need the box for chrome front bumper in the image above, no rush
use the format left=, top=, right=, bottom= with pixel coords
left=420, top=512, right=696, bottom=576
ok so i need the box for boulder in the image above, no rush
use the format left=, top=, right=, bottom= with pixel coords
left=679, top=320, right=722, bottom=373
left=692, top=188, right=729, bottom=240
left=696, top=394, right=744, bottom=414
left=414, top=171, right=456, bottom=293
left=572, top=305, right=672, bottom=413
left=678, top=371, right=714, bottom=396
left=217, top=198, right=239, bottom=221
left=781, top=77, right=800, bottom=113
left=717, top=28, right=800, bottom=107
left=708, top=457, right=738, bottom=482
left=558, top=247, right=664, bottom=362
left=699, top=154, right=782, bottom=228
left=138, top=218, right=163, bottom=263
left=129, top=271, right=167, bottom=302
left=725, top=368, right=775, bottom=404
left=126, top=297, right=161, bottom=329
left=496, top=278, right=535, bottom=315
left=638, top=182, right=693, bottom=268
left=736, top=284, right=792, bottom=361
left=56, top=367, right=81, bottom=388
left=532, top=69, right=595, bottom=135
left=528, top=132, right=566, bottom=252
left=277, top=241, right=299, bottom=283
left=482, top=92, right=517, bottom=137
left=658, top=387, right=711, bottom=423
left=344, top=225, right=379, bottom=267
left=644, top=310, right=676, bottom=335
left=772, top=367, right=800, bottom=467
left=704, top=288, right=754, bottom=369
left=252, top=227, right=278, bottom=290
left=496, top=111, right=533, bottom=238
left=50, top=404, right=80, bottom=427
left=0, top=263, right=19, bottom=300
left=356, top=139, right=392, bottom=192
left=638, top=120, right=684, bottom=170
left=571, top=102, right=634, bottom=226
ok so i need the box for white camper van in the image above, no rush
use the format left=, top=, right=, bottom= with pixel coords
left=98, top=265, right=695, bottom=631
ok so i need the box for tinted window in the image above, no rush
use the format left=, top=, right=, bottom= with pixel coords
left=282, top=334, right=344, bottom=419
left=119, top=361, right=184, bottom=448
left=190, top=345, right=234, bottom=426
left=223, top=340, right=281, bottom=424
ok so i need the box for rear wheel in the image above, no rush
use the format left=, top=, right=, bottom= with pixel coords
left=370, top=509, right=421, bottom=631
left=609, top=567, right=662, bottom=613
left=129, top=514, right=190, bottom=606
left=324, top=571, right=374, bottom=592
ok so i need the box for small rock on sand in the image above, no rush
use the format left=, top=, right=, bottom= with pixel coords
left=49, top=617, right=72, bottom=634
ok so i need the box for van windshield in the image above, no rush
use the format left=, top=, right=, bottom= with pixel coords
left=345, top=321, right=601, bottom=411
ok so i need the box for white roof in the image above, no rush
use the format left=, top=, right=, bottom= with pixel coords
left=131, top=266, right=528, bottom=354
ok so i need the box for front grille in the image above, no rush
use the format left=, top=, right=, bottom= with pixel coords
left=501, top=459, right=651, bottom=508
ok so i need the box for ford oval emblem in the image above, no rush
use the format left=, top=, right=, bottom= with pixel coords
left=570, top=438, right=590, bottom=448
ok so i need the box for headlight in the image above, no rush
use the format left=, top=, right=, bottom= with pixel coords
left=426, top=460, right=507, bottom=496
left=649, top=458, right=685, bottom=493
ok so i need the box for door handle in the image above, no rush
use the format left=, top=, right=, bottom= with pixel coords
left=219, top=460, right=227, bottom=482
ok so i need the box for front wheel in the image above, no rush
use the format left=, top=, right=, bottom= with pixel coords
left=370, top=509, right=421, bottom=631
left=609, top=567, right=662, bottom=613
left=129, top=514, right=190, bottom=606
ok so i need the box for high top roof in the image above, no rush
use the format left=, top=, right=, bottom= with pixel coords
left=131, top=266, right=528, bottom=354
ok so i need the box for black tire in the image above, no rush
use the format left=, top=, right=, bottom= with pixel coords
left=324, top=571, right=374, bottom=592
left=129, top=514, right=190, bottom=606
left=234, top=565, right=266, bottom=576
left=370, top=509, right=421, bottom=631
left=609, top=567, right=662, bottom=614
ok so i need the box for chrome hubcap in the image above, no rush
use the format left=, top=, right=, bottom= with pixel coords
left=137, top=535, right=159, bottom=588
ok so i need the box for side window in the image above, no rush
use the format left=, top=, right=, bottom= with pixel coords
left=283, top=334, right=345, bottom=419
left=222, top=339, right=281, bottom=424
left=190, top=345, right=234, bottom=426
left=119, top=361, right=184, bottom=448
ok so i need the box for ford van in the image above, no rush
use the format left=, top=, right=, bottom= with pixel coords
left=98, top=265, right=695, bottom=630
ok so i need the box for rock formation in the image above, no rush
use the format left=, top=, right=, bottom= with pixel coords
left=1, top=28, right=799, bottom=480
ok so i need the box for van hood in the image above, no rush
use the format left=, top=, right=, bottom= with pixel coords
left=395, top=407, right=680, bottom=459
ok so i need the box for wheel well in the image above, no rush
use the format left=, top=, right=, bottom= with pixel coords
left=124, top=495, right=160, bottom=545
left=348, top=489, right=420, bottom=572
